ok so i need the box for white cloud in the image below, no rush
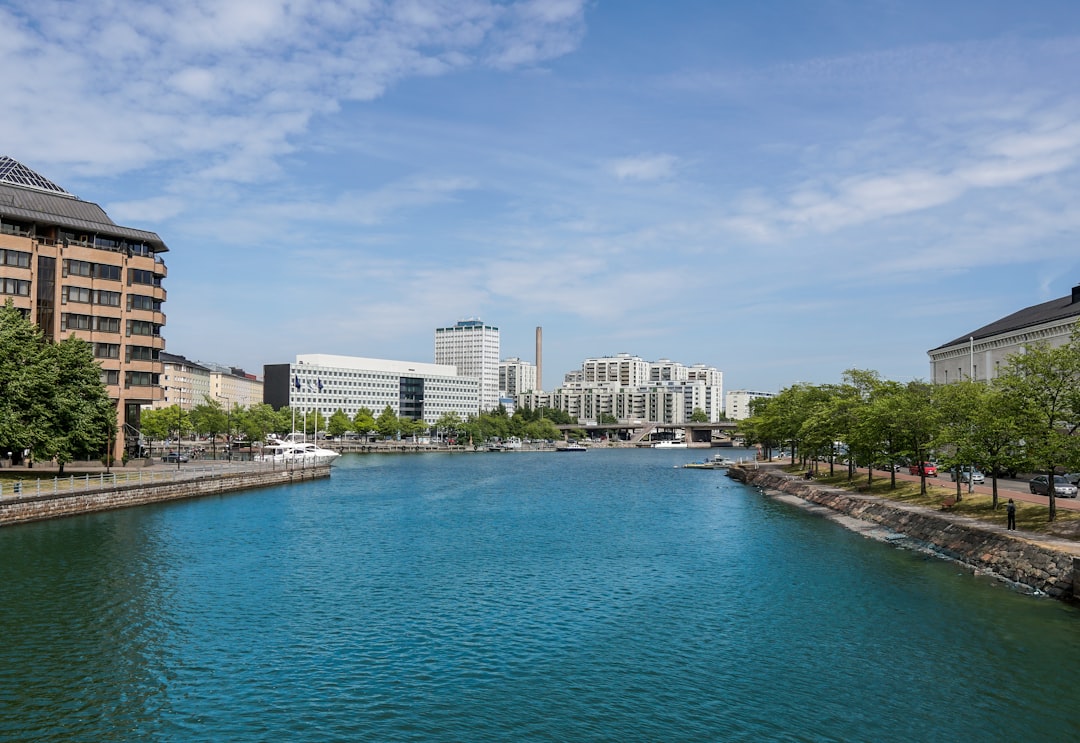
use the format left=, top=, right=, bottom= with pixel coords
left=0, top=0, right=588, bottom=188
left=609, top=154, right=679, bottom=181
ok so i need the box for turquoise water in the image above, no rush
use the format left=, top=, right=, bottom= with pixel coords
left=1, top=448, right=1079, bottom=742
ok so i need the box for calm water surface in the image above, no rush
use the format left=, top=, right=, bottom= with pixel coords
left=1, top=449, right=1079, bottom=742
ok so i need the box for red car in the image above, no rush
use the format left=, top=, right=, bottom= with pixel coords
left=909, top=462, right=937, bottom=477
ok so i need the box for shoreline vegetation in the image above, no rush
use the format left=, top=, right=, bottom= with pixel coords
left=774, top=463, right=1080, bottom=539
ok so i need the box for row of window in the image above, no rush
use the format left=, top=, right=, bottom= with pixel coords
left=64, top=259, right=121, bottom=281
left=95, top=345, right=160, bottom=362
left=1, top=278, right=30, bottom=296
left=0, top=248, right=31, bottom=268
left=62, top=286, right=121, bottom=306
left=100, top=370, right=160, bottom=388
left=62, top=313, right=121, bottom=333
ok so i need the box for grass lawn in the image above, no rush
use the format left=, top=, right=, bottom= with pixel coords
left=788, top=467, right=1080, bottom=537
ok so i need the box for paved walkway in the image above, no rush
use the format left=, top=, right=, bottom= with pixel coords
left=769, top=459, right=1080, bottom=511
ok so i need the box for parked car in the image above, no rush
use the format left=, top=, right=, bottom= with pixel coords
left=909, top=462, right=937, bottom=477
left=162, top=451, right=189, bottom=463
left=1063, top=473, right=1080, bottom=486
left=949, top=468, right=985, bottom=485
left=1028, top=475, right=1078, bottom=498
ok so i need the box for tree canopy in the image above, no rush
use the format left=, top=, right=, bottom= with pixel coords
left=0, top=302, right=114, bottom=472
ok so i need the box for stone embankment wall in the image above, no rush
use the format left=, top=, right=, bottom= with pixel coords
left=729, top=465, right=1080, bottom=601
left=0, top=465, right=332, bottom=527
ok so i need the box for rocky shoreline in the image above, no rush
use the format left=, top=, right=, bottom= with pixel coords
left=728, top=463, right=1080, bottom=602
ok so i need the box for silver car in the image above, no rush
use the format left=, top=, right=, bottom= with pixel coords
left=950, top=468, right=985, bottom=485
left=1028, top=475, right=1078, bottom=498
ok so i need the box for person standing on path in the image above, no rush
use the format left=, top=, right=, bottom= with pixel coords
left=1006, top=498, right=1017, bottom=530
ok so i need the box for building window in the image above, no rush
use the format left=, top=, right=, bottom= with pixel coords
left=126, top=320, right=161, bottom=337
left=128, top=268, right=161, bottom=287
left=93, top=343, right=120, bottom=359
left=126, top=345, right=159, bottom=362
left=125, top=371, right=159, bottom=387
left=0, top=249, right=31, bottom=268
left=127, top=294, right=161, bottom=312
left=101, top=369, right=120, bottom=386
left=93, top=290, right=121, bottom=307
left=1, top=278, right=30, bottom=296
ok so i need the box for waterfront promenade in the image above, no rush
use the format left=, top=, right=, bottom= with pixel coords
left=0, top=457, right=331, bottom=527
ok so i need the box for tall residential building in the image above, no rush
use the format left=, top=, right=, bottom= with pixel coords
left=724, top=390, right=775, bottom=421
left=263, top=354, right=480, bottom=425
left=0, top=156, right=167, bottom=457
left=434, top=319, right=500, bottom=412
left=519, top=355, right=724, bottom=424
left=499, top=357, right=537, bottom=399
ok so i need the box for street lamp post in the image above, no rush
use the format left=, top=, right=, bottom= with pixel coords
left=175, top=403, right=182, bottom=470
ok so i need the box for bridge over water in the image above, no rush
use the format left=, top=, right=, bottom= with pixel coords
left=554, top=421, right=738, bottom=445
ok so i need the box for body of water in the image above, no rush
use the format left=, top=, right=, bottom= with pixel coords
left=1, top=448, right=1078, bottom=741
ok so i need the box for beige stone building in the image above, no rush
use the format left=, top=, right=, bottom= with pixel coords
left=928, top=284, right=1080, bottom=383
left=0, top=156, right=167, bottom=457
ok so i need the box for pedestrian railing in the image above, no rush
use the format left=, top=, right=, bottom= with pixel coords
left=0, top=459, right=328, bottom=499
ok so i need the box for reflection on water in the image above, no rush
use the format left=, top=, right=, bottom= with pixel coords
left=1, top=449, right=1078, bottom=742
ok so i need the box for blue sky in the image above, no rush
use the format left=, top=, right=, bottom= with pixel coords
left=4, top=0, right=1080, bottom=393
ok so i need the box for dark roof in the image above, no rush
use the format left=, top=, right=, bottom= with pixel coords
left=0, top=156, right=167, bottom=252
left=932, top=286, right=1080, bottom=351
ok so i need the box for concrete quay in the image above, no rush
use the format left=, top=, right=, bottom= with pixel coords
left=0, top=460, right=332, bottom=528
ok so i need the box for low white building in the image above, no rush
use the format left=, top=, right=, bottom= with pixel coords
left=264, top=354, right=480, bottom=424
left=724, top=390, right=775, bottom=421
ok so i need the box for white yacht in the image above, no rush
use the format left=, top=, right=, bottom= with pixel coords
left=652, top=440, right=687, bottom=449
left=257, top=438, right=341, bottom=465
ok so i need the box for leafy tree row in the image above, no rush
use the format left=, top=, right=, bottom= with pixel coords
left=739, top=327, right=1080, bottom=522
left=0, top=302, right=115, bottom=473
left=138, top=400, right=569, bottom=453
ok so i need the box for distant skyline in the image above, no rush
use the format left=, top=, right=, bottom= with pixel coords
left=4, top=1, right=1080, bottom=392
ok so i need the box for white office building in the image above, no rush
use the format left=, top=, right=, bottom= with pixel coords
left=724, top=390, right=775, bottom=420
left=263, top=354, right=480, bottom=425
left=499, top=357, right=537, bottom=399
left=435, top=319, right=501, bottom=413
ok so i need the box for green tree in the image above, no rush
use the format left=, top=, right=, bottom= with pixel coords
left=240, top=403, right=279, bottom=450
left=327, top=409, right=352, bottom=437
left=0, top=302, right=53, bottom=460
left=435, top=411, right=463, bottom=442
left=689, top=408, right=708, bottom=423
left=353, top=407, right=377, bottom=437
left=997, top=329, right=1080, bottom=522
left=43, top=335, right=115, bottom=472
left=376, top=405, right=400, bottom=438
left=190, top=396, right=227, bottom=457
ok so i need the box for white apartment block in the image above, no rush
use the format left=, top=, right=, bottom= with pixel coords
left=264, top=354, right=480, bottom=425
left=725, top=390, right=775, bottom=421
left=499, top=357, right=537, bottom=398
left=434, top=319, right=500, bottom=412
left=582, top=353, right=651, bottom=387
left=157, top=352, right=211, bottom=410
left=519, top=355, right=724, bottom=424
